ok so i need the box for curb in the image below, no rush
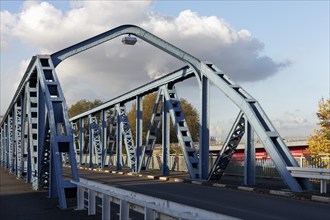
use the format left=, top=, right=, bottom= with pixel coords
left=173, top=178, right=184, bottom=183
left=191, top=180, right=203, bottom=185
left=213, top=183, right=226, bottom=188
left=238, top=186, right=254, bottom=192
left=269, top=190, right=293, bottom=197
left=311, top=195, right=330, bottom=203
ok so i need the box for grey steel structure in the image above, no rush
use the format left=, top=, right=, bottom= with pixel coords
left=0, top=25, right=312, bottom=207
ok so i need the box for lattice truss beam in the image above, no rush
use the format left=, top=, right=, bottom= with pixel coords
left=0, top=55, right=79, bottom=209
left=1, top=24, right=312, bottom=200
left=70, top=84, right=199, bottom=178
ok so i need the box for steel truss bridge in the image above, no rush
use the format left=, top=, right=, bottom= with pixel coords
left=0, top=25, right=313, bottom=209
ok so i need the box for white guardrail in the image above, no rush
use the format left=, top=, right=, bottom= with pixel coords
left=71, top=178, right=240, bottom=220
left=287, top=167, right=330, bottom=193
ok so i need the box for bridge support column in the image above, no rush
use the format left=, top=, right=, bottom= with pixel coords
left=79, top=118, right=84, bottom=165
left=5, top=121, right=9, bottom=169
left=88, top=115, right=93, bottom=168
left=244, top=120, right=256, bottom=185
left=14, top=103, right=22, bottom=177
left=162, top=93, right=170, bottom=176
left=101, top=110, right=107, bottom=168
left=136, top=96, right=143, bottom=172
left=199, top=76, right=210, bottom=179
left=8, top=115, right=13, bottom=173
left=116, top=104, right=123, bottom=170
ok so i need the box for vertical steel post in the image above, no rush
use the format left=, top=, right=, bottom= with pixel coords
left=102, top=194, right=111, bottom=220
left=199, top=76, right=210, bottom=179
left=12, top=109, right=17, bottom=174
left=8, top=114, right=14, bottom=173
left=144, top=207, right=155, bottom=220
left=88, top=189, right=96, bottom=215
left=4, top=121, right=8, bottom=169
left=79, top=118, right=84, bottom=165
left=101, top=110, right=106, bottom=168
left=120, top=199, right=129, bottom=220
left=20, top=93, right=27, bottom=179
left=38, top=81, right=47, bottom=189
left=162, top=93, right=170, bottom=176
left=136, top=96, right=143, bottom=172
left=77, top=185, right=84, bottom=210
left=89, top=115, right=93, bottom=168
left=0, top=126, right=3, bottom=166
left=244, top=120, right=256, bottom=185
left=15, top=103, right=22, bottom=177
left=116, top=105, right=123, bottom=170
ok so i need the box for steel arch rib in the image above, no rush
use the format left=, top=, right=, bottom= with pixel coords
left=51, top=25, right=202, bottom=76
left=201, top=63, right=313, bottom=191
left=50, top=24, right=311, bottom=191
left=1, top=24, right=312, bottom=193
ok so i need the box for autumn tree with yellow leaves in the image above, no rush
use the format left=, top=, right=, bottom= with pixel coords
left=68, top=99, right=103, bottom=118
left=127, top=93, right=199, bottom=144
left=307, top=98, right=330, bottom=155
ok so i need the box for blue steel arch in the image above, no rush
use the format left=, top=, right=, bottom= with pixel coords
left=50, top=24, right=312, bottom=191
left=0, top=24, right=313, bottom=208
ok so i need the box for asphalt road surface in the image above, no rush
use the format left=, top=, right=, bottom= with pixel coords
left=73, top=168, right=330, bottom=220
left=1, top=167, right=329, bottom=220
left=0, top=167, right=100, bottom=220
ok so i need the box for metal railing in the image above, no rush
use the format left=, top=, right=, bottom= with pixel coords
left=72, top=178, right=239, bottom=220
left=287, top=167, right=330, bottom=193
left=85, top=154, right=328, bottom=177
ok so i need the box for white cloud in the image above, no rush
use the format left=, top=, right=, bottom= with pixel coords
left=272, top=111, right=317, bottom=137
left=141, top=9, right=291, bottom=82
left=1, top=1, right=291, bottom=115
left=1, top=59, right=29, bottom=113
left=0, top=10, right=17, bottom=51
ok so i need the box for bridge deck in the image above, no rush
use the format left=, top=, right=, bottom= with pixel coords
left=63, top=168, right=330, bottom=220
left=1, top=166, right=329, bottom=220
left=0, top=167, right=99, bottom=220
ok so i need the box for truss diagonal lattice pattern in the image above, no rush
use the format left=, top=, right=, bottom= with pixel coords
left=0, top=25, right=313, bottom=209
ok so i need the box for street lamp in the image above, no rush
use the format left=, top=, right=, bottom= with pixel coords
left=122, top=34, right=137, bottom=45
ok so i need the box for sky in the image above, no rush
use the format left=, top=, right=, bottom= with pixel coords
left=0, top=0, right=329, bottom=140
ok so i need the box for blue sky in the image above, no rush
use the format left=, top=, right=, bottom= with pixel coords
left=1, top=1, right=329, bottom=139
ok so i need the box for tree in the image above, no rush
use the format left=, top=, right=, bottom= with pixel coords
left=307, top=98, right=330, bottom=155
left=68, top=99, right=103, bottom=118
left=127, top=93, right=199, bottom=144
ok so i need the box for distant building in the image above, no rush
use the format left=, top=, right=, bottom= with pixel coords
left=210, top=138, right=309, bottom=158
